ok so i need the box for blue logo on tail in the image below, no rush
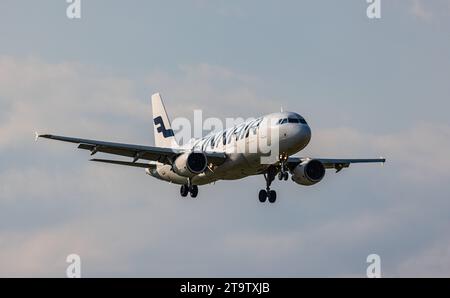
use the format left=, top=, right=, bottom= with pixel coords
left=154, top=116, right=175, bottom=138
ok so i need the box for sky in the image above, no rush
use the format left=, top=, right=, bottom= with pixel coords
left=0, top=0, right=450, bottom=277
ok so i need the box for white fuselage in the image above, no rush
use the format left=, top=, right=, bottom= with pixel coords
left=147, top=112, right=312, bottom=185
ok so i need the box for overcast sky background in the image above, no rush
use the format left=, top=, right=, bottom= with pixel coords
left=1, top=0, right=450, bottom=277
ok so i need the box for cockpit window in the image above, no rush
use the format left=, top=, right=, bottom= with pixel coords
left=277, top=118, right=288, bottom=125
left=277, top=117, right=307, bottom=125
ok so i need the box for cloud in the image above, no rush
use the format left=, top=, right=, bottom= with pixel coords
left=145, top=63, right=278, bottom=119
left=397, top=238, right=450, bottom=277
left=0, top=56, right=150, bottom=150
left=1, top=55, right=450, bottom=277
left=0, top=56, right=281, bottom=276
left=0, top=56, right=277, bottom=150
left=410, top=0, right=433, bottom=20
left=305, top=123, right=450, bottom=184
left=408, top=0, right=450, bottom=21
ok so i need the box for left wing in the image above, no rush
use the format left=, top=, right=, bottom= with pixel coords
left=288, top=157, right=386, bottom=173
left=37, top=133, right=226, bottom=166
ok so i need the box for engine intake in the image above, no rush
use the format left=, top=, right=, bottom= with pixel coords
left=291, top=159, right=325, bottom=186
left=173, top=152, right=207, bottom=177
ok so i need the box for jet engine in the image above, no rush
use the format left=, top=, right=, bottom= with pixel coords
left=173, top=152, right=208, bottom=177
left=291, top=159, right=325, bottom=186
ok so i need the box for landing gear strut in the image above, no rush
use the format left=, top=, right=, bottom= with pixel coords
left=259, top=166, right=277, bottom=203
left=278, top=153, right=289, bottom=181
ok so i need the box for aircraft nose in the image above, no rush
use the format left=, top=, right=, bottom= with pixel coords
left=298, top=123, right=311, bottom=147
left=278, top=123, right=311, bottom=153
left=303, top=124, right=311, bottom=141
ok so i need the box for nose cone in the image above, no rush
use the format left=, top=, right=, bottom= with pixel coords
left=302, top=124, right=312, bottom=146
left=279, top=123, right=311, bottom=154
left=295, top=124, right=311, bottom=149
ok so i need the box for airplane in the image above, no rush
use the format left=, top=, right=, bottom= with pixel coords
left=36, top=93, right=385, bottom=203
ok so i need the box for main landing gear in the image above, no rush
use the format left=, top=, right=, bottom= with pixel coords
left=180, top=183, right=198, bottom=198
left=259, top=166, right=277, bottom=203
left=259, top=156, right=290, bottom=203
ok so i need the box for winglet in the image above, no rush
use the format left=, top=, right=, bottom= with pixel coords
left=35, top=132, right=40, bottom=142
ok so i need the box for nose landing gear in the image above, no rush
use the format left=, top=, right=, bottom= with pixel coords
left=278, top=153, right=290, bottom=181
left=278, top=171, right=289, bottom=181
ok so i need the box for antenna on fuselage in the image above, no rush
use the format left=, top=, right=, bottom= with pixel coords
left=280, top=106, right=283, bottom=112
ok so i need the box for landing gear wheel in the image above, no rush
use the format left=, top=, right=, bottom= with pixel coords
left=259, top=190, right=267, bottom=203
left=283, top=172, right=289, bottom=181
left=278, top=172, right=284, bottom=181
left=189, top=185, right=198, bottom=198
left=268, top=190, right=277, bottom=203
left=180, top=184, right=189, bottom=197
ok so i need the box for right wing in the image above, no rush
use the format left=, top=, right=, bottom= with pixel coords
left=287, top=157, right=386, bottom=172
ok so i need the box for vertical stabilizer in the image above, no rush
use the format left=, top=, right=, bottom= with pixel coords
left=151, top=93, right=179, bottom=148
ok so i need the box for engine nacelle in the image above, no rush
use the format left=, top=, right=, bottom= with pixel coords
left=173, top=152, right=208, bottom=177
left=291, top=159, right=326, bottom=186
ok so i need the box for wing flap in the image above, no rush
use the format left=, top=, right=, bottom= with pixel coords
left=90, top=158, right=154, bottom=168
